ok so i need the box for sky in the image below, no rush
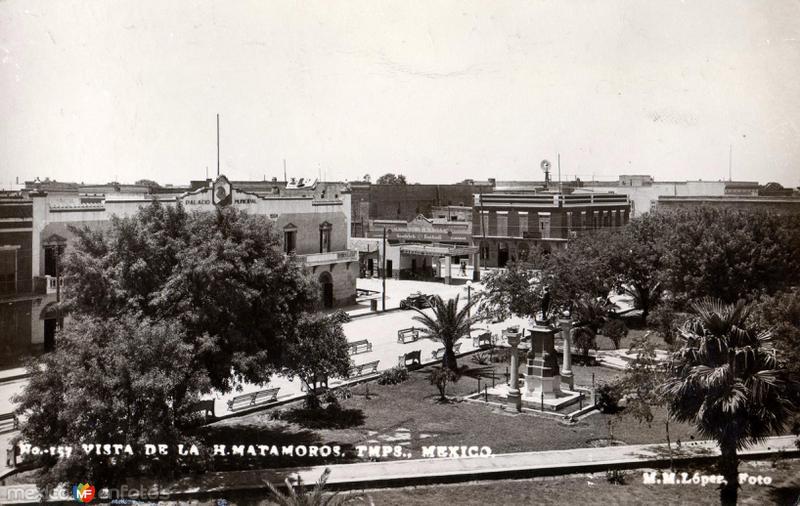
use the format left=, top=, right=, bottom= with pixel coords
left=1, top=0, right=799, bottom=188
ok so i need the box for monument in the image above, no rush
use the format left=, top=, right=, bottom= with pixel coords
left=524, top=323, right=562, bottom=398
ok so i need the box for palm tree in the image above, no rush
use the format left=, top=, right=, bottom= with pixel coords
left=570, top=297, right=608, bottom=364
left=662, top=298, right=796, bottom=506
left=411, top=295, right=480, bottom=371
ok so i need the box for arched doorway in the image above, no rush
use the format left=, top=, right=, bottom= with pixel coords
left=319, top=271, right=334, bottom=309
left=497, top=242, right=509, bottom=268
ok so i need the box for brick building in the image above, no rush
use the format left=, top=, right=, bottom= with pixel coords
left=656, top=195, right=800, bottom=214
left=0, top=176, right=357, bottom=363
left=473, top=191, right=631, bottom=267
left=349, top=181, right=494, bottom=237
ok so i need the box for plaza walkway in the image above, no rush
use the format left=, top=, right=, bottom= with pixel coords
left=1, top=436, right=796, bottom=503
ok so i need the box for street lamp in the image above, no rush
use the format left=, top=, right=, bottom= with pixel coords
left=466, top=280, right=472, bottom=337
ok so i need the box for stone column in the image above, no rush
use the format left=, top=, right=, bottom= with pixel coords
left=506, top=329, right=522, bottom=412
left=559, top=319, right=574, bottom=389
left=444, top=255, right=452, bottom=285
left=472, top=251, right=481, bottom=282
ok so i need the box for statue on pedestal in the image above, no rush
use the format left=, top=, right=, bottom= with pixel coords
left=539, top=285, right=551, bottom=323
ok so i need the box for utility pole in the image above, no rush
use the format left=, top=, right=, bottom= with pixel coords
left=382, top=227, right=387, bottom=311
left=558, top=153, right=562, bottom=193
left=283, top=159, right=287, bottom=183
left=216, top=114, right=220, bottom=177
left=728, top=144, right=733, bottom=181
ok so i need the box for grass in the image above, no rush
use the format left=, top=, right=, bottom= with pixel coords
left=362, top=458, right=800, bottom=506
left=223, top=356, right=697, bottom=467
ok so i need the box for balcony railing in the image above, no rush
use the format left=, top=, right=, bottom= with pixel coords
left=33, top=275, right=63, bottom=295
left=298, top=249, right=359, bottom=266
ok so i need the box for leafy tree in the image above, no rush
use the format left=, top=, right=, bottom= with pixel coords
left=544, top=232, right=613, bottom=311
left=375, top=173, right=407, bottom=185
left=135, top=178, right=161, bottom=188
left=616, top=333, right=676, bottom=467
left=601, top=319, right=628, bottom=350
left=62, top=200, right=318, bottom=392
left=411, top=295, right=480, bottom=371
left=476, top=261, right=541, bottom=322
left=603, top=212, right=668, bottom=323
left=658, top=208, right=800, bottom=304
left=663, top=298, right=797, bottom=505
left=13, top=315, right=212, bottom=490
left=282, top=311, right=353, bottom=408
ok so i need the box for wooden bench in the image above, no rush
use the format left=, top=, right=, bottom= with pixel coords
left=226, top=387, right=280, bottom=412
left=432, top=343, right=462, bottom=360
left=397, top=327, right=421, bottom=344
left=0, top=412, right=18, bottom=434
left=188, top=399, right=216, bottom=418
left=397, top=350, right=422, bottom=369
left=349, top=360, right=380, bottom=379
left=300, top=376, right=329, bottom=393
left=473, top=332, right=493, bottom=349
left=348, top=339, right=373, bottom=355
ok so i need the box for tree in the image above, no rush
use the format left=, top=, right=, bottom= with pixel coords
left=476, top=261, right=541, bottom=322
left=616, top=333, right=675, bottom=467
left=282, top=311, right=353, bottom=409
left=658, top=208, right=800, bottom=304
left=411, top=295, right=479, bottom=371
left=375, top=173, right=407, bottom=185
left=570, top=297, right=608, bottom=364
left=601, top=319, right=628, bottom=350
left=662, top=298, right=797, bottom=505
left=544, top=232, right=613, bottom=311
left=13, top=315, right=212, bottom=490
left=603, top=212, right=668, bottom=323
left=62, top=200, right=318, bottom=392
left=135, top=179, right=161, bottom=188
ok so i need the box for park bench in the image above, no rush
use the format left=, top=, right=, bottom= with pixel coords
left=473, top=332, right=493, bottom=349
left=349, top=360, right=380, bottom=379
left=0, top=412, right=18, bottom=434
left=397, top=327, right=420, bottom=344
left=431, top=343, right=462, bottom=361
left=300, top=376, right=330, bottom=393
left=348, top=339, right=373, bottom=355
left=226, top=387, right=280, bottom=412
left=397, top=350, right=422, bottom=369
left=188, top=399, right=216, bottom=418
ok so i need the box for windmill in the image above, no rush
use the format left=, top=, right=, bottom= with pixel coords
left=541, top=159, right=552, bottom=188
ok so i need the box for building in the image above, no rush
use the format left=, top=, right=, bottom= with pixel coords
left=473, top=191, right=631, bottom=268
left=359, top=211, right=479, bottom=284
left=656, top=195, right=800, bottom=214
left=349, top=181, right=494, bottom=237
left=0, top=176, right=357, bottom=363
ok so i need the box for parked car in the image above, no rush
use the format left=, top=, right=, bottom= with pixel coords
left=400, top=292, right=434, bottom=310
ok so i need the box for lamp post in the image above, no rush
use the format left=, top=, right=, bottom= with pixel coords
left=466, top=280, right=472, bottom=337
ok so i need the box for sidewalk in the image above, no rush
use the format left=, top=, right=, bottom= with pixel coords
left=1, top=436, right=796, bottom=503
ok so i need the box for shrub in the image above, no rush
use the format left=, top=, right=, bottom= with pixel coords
left=428, top=366, right=460, bottom=401
left=377, top=366, right=409, bottom=386
left=491, top=348, right=513, bottom=363
left=471, top=351, right=491, bottom=365
left=596, top=382, right=622, bottom=413
left=649, top=304, right=691, bottom=347
left=606, top=469, right=627, bottom=485
left=602, top=319, right=629, bottom=349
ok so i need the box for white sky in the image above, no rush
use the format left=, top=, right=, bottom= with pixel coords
left=1, top=0, right=799, bottom=187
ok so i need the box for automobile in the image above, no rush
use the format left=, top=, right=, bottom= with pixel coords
left=399, top=292, right=435, bottom=310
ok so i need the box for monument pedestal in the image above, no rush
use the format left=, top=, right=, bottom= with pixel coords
left=524, top=322, right=562, bottom=399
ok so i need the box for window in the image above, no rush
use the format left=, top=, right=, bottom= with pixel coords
left=0, top=249, right=17, bottom=295
left=44, top=245, right=65, bottom=276
left=283, top=224, right=297, bottom=254
left=319, top=222, right=332, bottom=253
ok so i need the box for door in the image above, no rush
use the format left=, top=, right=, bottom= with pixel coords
left=367, top=258, right=374, bottom=276
left=44, top=319, right=57, bottom=352
left=386, top=260, right=393, bottom=278
left=411, top=259, right=417, bottom=273
left=323, top=282, right=333, bottom=309
left=498, top=244, right=509, bottom=268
